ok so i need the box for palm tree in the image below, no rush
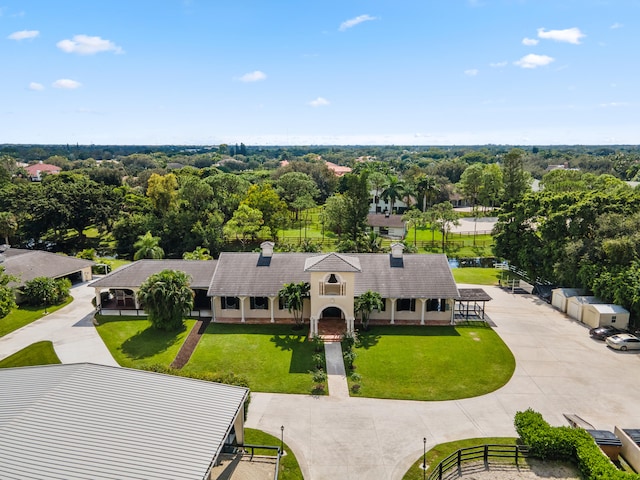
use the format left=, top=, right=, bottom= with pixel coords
left=415, top=175, right=440, bottom=211
left=381, top=176, right=406, bottom=214
left=133, top=231, right=164, bottom=260
left=278, top=281, right=311, bottom=328
left=354, top=290, right=383, bottom=330
left=402, top=208, right=426, bottom=246
left=137, top=269, right=194, bottom=331
left=0, top=212, right=17, bottom=245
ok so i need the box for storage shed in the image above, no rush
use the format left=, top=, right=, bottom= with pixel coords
left=567, top=296, right=601, bottom=322
left=551, top=288, right=586, bottom=313
left=581, top=303, right=630, bottom=330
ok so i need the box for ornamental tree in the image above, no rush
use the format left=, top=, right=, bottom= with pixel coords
left=137, top=269, right=194, bottom=331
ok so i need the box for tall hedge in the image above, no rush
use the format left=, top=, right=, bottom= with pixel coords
left=514, top=409, right=640, bottom=480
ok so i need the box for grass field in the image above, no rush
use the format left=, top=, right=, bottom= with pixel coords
left=94, top=316, right=195, bottom=368
left=244, top=428, right=304, bottom=480
left=184, top=323, right=319, bottom=394
left=452, top=267, right=502, bottom=285
left=347, top=325, right=515, bottom=401
left=0, top=297, right=73, bottom=338
left=0, top=341, right=61, bottom=368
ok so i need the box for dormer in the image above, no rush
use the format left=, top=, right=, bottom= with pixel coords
left=390, top=243, right=404, bottom=268
left=257, top=241, right=274, bottom=267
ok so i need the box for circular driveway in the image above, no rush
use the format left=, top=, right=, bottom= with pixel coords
left=246, top=285, right=640, bottom=479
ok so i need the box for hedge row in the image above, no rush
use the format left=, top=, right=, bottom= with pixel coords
left=514, top=409, right=640, bottom=480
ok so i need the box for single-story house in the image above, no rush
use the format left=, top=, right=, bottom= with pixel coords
left=367, top=213, right=406, bottom=239
left=581, top=303, right=630, bottom=330
left=91, top=242, right=462, bottom=336
left=1, top=246, right=94, bottom=301
left=567, top=295, right=601, bottom=322
left=0, top=363, right=249, bottom=480
left=551, top=288, right=586, bottom=313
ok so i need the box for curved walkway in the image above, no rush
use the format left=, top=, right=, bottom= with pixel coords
left=0, top=282, right=118, bottom=366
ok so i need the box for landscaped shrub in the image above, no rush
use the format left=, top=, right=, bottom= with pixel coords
left=21, top=277, right=71, bottom=306
left=514, top=409, right=640, bottom=480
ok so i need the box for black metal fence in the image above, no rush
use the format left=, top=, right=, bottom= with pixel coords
left=427, top=444, right=530, bottom=480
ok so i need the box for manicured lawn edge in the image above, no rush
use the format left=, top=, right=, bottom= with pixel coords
left=0, top=296, right=73, bottom=338
left=0, top=341, right=61, bottom=368
left=244, top=428, right=303, bottom=480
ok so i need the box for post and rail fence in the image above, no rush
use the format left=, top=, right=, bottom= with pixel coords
left=427, top=444, right=530, bottom=480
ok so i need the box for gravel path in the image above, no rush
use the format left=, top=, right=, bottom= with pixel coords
left=457, top=459, right=581, bottom=479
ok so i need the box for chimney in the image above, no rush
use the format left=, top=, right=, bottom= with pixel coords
left=390, top=243, right=404, bottom=259
left=260, top=241, right=274, bottom=257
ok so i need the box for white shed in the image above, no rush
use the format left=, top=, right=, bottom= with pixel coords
left=567, top=296, right=601, bottom=322
left=551, top=288, right=586, bottom=312
left=582, top=304, right=630, bottom=329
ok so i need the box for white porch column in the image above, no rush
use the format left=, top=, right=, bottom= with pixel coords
left=240, top=296, right=247, bottom=322
left=390, top=298, right=397, bottom=324
left=310, top=316, right=317, bottom=337
left=449, top=299, right=455, bottom=324
left=211, top=296, right=216, bottom=321
left=132, top=288, right=140, bottom=310
left=94, top=288, right=102, bottom=309
left=269, top=296, right=275, bottom=323
left=347, top=316, right=355, bottom=335
left=420, top=298, right=426, bottom=325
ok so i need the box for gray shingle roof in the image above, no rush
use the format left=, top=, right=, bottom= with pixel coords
left=0, top=363, right=248, bottom=480
left=367, top=213, right=405, bottom=228
left=209, top=252, right=458, bottom=299
left=304, top=252, right=361, bottom=272
left=1, top=248, right=94, bottom=286
left=89, top=259, right=215, bottom=289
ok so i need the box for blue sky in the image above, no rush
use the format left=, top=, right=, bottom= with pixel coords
left=2, top=1, right=638, bottom=145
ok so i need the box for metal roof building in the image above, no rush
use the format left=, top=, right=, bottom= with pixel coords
left=0, top=363, right=249, bottom=480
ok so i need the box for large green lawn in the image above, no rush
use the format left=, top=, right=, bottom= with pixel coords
left=348, top=325, right=515, bottom=400
left=0, top=297, right=73, bottom=338
left=0, top=341, right=61, bottom=368
left=452, top=267, right=502, bottom=285
left=184, top=324, right=317, bottom=394
left=95, top=316, right=195, bottom=368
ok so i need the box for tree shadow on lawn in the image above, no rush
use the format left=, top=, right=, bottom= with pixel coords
left=270, top=334, right=314, bottom=374
left=121, top=325, right=187, bottom=360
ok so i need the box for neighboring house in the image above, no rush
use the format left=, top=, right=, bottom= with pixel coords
left=325, top=161, right=352, bottom=177
left=24, top=162, right=61, bottom=181
left=367, top=213, right=406, bottom=239
left=91, top=242, right=461, bottom=336
left=369, top=189, right=412, bottom=214
left=1, top=246, right=94, bottom=301
left=0, top=363, right=249, bottom=480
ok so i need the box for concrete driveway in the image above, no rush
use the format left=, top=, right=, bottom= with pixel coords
left=0, top=282, right=118, bottom=366
left=246, top=285, right=640, bottom=479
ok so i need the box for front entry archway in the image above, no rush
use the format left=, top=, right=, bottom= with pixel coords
left=317, top=306, right=347, bottom=340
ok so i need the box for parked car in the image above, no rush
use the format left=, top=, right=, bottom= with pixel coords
left=606, top=333, right=640, bottom=351
left=589, top=326, right=625, bottom=341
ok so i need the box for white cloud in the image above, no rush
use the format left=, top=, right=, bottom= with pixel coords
left=514, top=54, right=554, bottom=69
left=339, top=14, right=377, bottom=31
left=490, top=61, right=508, bottom=68
left=56, top=34, right=123, bottom=55
left=238, top=70, right=267, bottom=83
left=52, top=79, right=82, bottom=89
left=8, top=30, right=39, bottom=40
left=464, top=69, right=478, bottom=76
left=537, top=27, right=585, bottom=45
left=522, top=37, right=539, bottom=46
left=610, top=23, right=623, bottom=29
left=309, top=97, right=330, bottom=107
left=28, top=82, right=44, bottom=91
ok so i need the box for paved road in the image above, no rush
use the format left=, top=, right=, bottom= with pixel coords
left=246, top=285, right=640, bottom=480
left=0, top=282, right=118, bottom=366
